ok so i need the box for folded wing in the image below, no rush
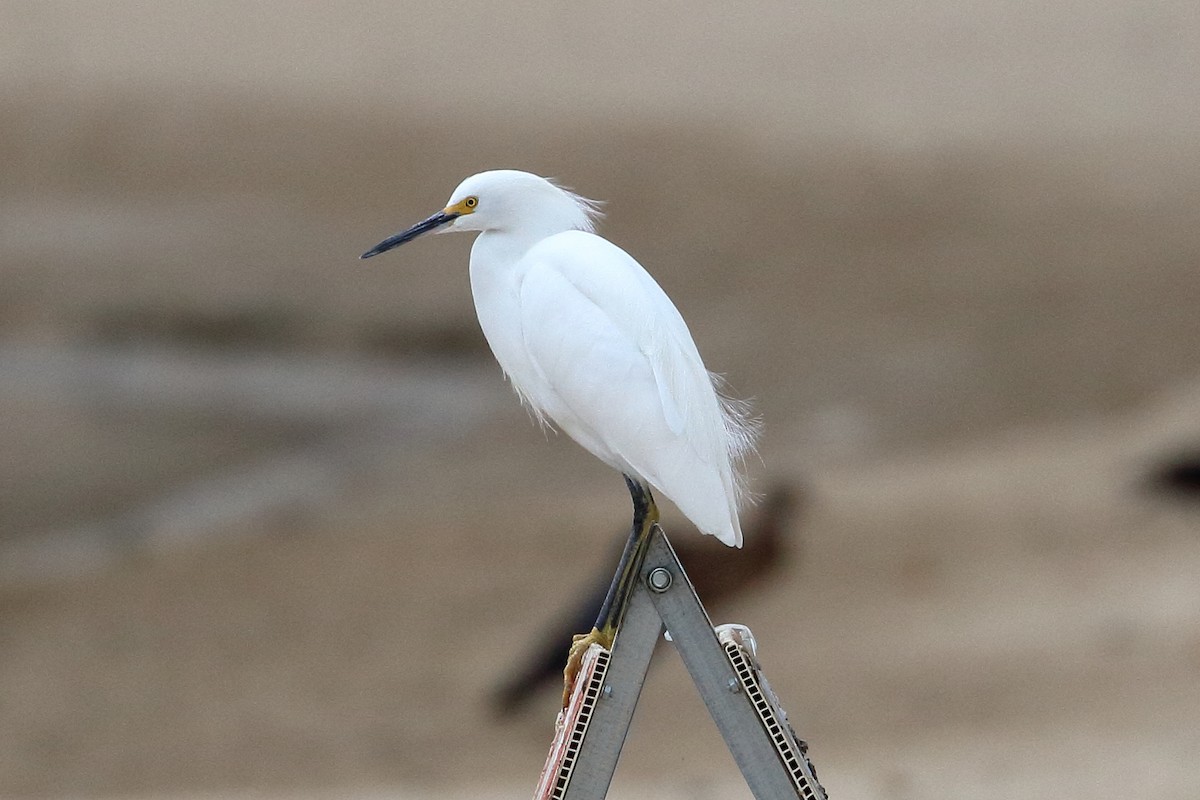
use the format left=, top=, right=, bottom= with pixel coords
left=516, top=231, right=749, bottom=547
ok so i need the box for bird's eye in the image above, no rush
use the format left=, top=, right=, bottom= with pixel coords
left=464, top=196, right=478, bottom=209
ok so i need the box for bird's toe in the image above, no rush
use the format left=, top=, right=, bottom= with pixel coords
left=562, top=627, right=614, bottom=706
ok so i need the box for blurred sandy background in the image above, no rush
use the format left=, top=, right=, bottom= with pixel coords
left=2, top=2, right=1199, bottom=798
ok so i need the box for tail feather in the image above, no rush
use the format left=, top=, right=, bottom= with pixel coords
left=711, top=372, right=760, bottom=546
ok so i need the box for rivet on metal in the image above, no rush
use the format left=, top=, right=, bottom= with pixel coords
left=647, top=567, right=673, bottom=592
left=727, top=677, right=741, bottom=693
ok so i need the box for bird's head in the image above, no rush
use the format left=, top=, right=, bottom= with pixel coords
left=361, top=170, right=601, bottom=259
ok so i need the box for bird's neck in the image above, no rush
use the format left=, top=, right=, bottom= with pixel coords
left=471, top=224, right=567, bottom=267
left=472, top=230, right=529, bottom=270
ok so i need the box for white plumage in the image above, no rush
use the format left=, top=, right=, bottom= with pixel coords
left=363, top=170, right=756, bottom=547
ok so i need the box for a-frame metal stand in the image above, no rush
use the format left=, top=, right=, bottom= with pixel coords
left=534, top=526, right=828, bottom=800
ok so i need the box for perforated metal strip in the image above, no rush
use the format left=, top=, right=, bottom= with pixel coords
left=724, top=641, right=827, bottom=800
left=548, top=649, right=611, bottom=800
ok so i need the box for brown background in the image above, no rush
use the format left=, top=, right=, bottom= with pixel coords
left=2, top=2, right=1199, bottom=798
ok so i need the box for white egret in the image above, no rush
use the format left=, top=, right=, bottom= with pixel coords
left=361, top=170, right=757, bottom=702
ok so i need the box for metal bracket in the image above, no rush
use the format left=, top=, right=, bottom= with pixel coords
left=533, top=526, right=827, bottom=800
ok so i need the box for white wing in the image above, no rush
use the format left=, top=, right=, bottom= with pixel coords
left=515, top=230, right=748, bottom=546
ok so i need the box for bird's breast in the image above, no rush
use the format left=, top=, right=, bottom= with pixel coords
left=468, top=241, right=548, bottom=406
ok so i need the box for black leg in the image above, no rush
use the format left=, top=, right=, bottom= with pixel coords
left=593, top=475, right=658, bottom=637
left=561, top=474, right=659, bottom=705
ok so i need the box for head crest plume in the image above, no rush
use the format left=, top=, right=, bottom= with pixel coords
left=546, top=177, right=604, bottom=234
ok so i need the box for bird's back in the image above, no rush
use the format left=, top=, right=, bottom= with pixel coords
left=507, top=231, right=755, bottom=546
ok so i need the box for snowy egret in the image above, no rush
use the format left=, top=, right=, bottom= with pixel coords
left=361, top=170, right=757, bottom=702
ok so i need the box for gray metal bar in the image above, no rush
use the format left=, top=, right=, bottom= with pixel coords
left=560, top=552, right=664, bottom=800
left=642, top=529, right=804, bottom=800
left=551, top=526, right=818, bottom=800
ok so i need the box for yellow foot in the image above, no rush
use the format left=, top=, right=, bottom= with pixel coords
left=562, top=626, right=615, bottom=706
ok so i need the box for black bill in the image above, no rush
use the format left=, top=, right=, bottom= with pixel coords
left=360, top=210, right=458, bottom=259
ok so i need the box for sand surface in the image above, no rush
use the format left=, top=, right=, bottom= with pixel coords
left=2, top=3, right=1199, bottom=798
